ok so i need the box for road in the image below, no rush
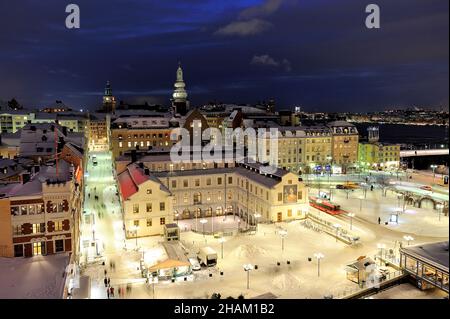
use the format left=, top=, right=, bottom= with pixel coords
left=80, top=150, right=141, bottom=298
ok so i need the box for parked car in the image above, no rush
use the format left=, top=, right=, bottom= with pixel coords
left=336, top=182, right=358, bottom=190
left=420, top=185, right=432, bottom=191
left=189, top=258, right=201, bottom=271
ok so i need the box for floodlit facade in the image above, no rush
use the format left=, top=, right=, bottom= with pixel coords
left=359, top=142, right=401, bottom=170
left=0, top=160, right=81, bottom=257
left=118, top=163, right=174, bottom=238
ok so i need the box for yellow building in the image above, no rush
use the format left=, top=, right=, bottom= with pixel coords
left=110, top=116, right=174, bottom=160
left=327, top=121, right=359, bottom=173
left=117, top=163, right=174, bottom=238
left=359, top=142, right=401, bottom=171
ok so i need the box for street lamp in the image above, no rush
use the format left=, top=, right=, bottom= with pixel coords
left=219, top=237, right=226, bottom=259
left=333, top=223, right=341, bottom=242
left=314, top=253, right=324, bottom=277
left=243, top=264, right=254, bottom=289
left=175, top=212, right=179, bottom=226
left=348, top=213, right=355, bottom=230
left=403, top=235, right=414, bottom=246
left=279, top=229, right=288, bottom=252
left=358, top=196, right=364, bottom=211
left=254, top=213, right=261, bottom=231
left=200, top=218, right=208, bottom=237
left=397, top=193, right=403, bottom=209
left=131, top=225, right=139, bottom=250
left=377, top=243, right=386, bottom=265
left=430, top=164, right=438, bottom=181
left=436, top=203, right=444, bottom=222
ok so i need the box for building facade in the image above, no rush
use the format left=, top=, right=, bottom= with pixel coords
left=110, top=116, right=175, bottom=160
left=0, top=161, right=81, bottom=258
left=118, top=163, right=174, bottom=238
left=327, top=121, right=359, bottom=173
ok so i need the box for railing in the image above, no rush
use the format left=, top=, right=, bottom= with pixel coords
left=329, top=270, right=406, bottom=299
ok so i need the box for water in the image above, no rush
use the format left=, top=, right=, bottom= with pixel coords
left=354, top=123, right=448, bottom=146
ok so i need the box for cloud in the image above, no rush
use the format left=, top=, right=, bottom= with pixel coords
left=215, top=19, right=272, bottom=37
left=215, top=0, right=286, bottom=37
left=251, top=54, right=292, bottom=72
left=239, top=0, right=284, bottom=19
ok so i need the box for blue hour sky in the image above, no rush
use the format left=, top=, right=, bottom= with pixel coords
left=0, top=0, right=448, bottom=112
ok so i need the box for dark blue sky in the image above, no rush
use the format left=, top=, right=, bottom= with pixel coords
left=0, top=0, right=448, bottom=112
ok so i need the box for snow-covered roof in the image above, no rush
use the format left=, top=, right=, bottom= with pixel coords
left=112, top=116, right=170, bottom=129
left=401, top=241, right=449, bottom=271
left=117, top=163, right=170, bottom=200
left=0, top=160, right=72, bottom=198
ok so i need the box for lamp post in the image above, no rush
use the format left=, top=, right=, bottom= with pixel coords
left=219, top=237, right=226, bottom=259
left=314, top=253, right=324, bottom=277
left=279, top=229, right=288, bottom=252
left=430, top=164, right=438, bottom=182
left=348, top=213, right=355, bottom=231
left=200, top=218, right=208, bottom=237
left=132, top=225, right=139, bottom=250
left=333, top=223, right=341, bottom=242
left=403, top=235, right=414, bottom=246
left=358, top=196, right=364, bottom=211
left=327, top=155, right=333, bottom=200
left=243, top=264, right=254, bottom=289
left=377, top=243, right=386, bottom=265
left=397, top=193, right=403, bottom=209
left=436, top=203, right=444, bottom=222
left=254, top=213, right=261, bottom=231
left=175, top=212, right=179, bottom=226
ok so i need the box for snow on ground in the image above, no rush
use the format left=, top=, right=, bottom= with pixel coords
left=328, top=187, right=449, bottom=238
left=79, top=155, right=448, bottom=299
left=370, top=283, right=448, bottom=299
left=0, top=253, right=69, bottom=299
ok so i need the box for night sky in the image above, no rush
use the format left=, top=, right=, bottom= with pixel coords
left=0, top=0, right=448, bottom=112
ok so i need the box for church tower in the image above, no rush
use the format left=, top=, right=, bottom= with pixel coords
left=171, top=62, right=189, bottom=115
left=102, top=80, right=116, bottom=113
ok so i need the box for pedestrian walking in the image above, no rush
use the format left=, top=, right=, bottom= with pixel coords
left=104, top=269, right=107, bottom=276
left=110, top=287, right=115, bottom=297
left=107, top=277, right=111, bottom=287
left=106, top=288, right=110, bottom=299
left=104, top=277, right=108, bottom=287
left=378, top=217, right=381, bottom=225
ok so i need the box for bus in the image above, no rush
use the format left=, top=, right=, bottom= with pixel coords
left=309, top=196, right=347, bottom=216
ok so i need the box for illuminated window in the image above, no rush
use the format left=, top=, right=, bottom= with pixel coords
left=133, top=204, right=139, bottom=214
left=54, top=220, right=63, bottom=231
left=146, top=203, right=152, bottom=213
left=160, top=202, right=165, bottom=211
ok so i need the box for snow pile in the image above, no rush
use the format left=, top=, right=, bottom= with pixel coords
left=271, top=273, right=302, bottom=290
left=229, top=244, right=269, bottom=259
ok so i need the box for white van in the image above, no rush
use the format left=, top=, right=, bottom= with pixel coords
left=197, top=247, right=217, bottom=267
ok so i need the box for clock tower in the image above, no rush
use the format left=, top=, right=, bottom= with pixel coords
left=102, top=80, right=116, bottom=113
left=171, top=62, right=189, bottom=115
